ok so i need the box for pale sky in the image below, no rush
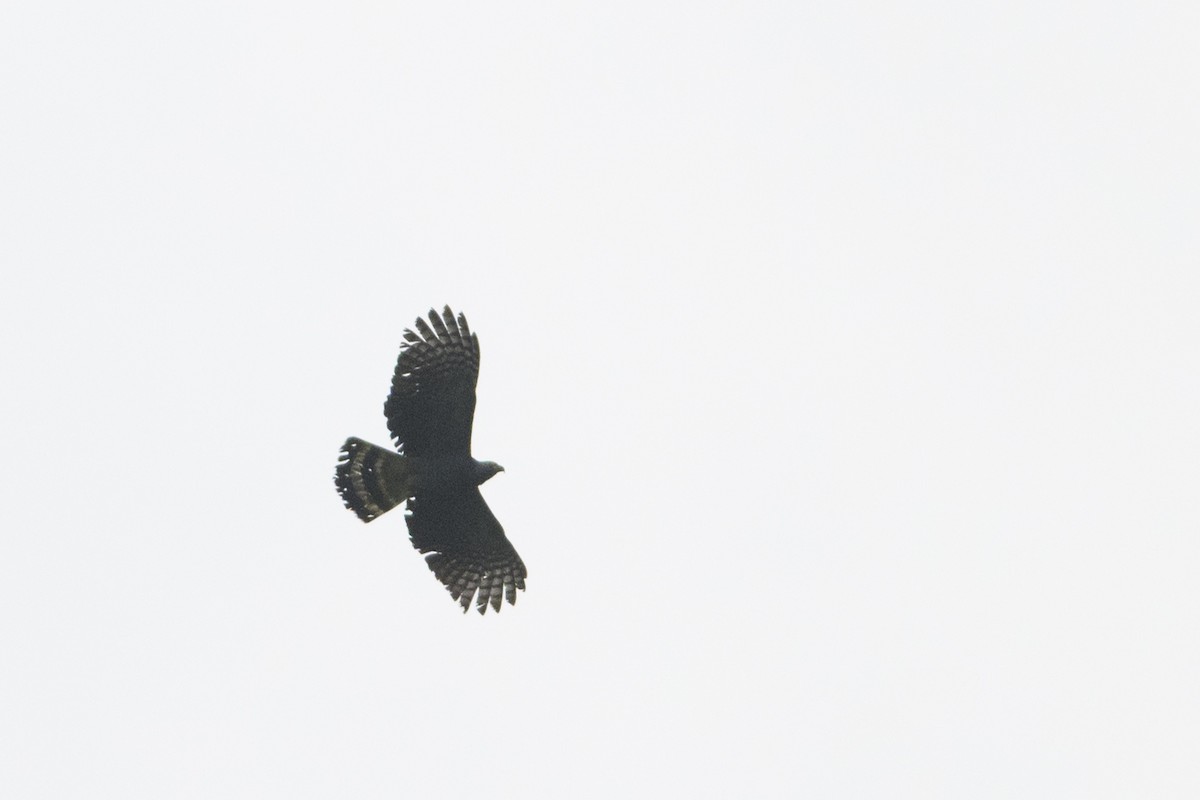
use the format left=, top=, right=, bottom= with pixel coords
left=3, top=2, right=1198, bottom=797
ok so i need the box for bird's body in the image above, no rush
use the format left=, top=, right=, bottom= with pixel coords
left=335, top=307, right=526, bottom=614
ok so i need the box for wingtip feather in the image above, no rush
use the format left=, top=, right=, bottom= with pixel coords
left=428, top=308, right=449, bottom=338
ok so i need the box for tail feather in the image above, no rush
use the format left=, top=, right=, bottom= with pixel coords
left=335, top=437, right=412, bottom=522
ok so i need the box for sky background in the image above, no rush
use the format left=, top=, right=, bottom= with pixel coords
left=2, top=2, right=1198, bottom=797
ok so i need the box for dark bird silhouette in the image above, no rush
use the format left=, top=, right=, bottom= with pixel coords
left=335, top=306, right=526, bottom=614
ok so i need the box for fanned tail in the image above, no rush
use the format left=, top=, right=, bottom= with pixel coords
left=335, top=437, right=413, bottom=522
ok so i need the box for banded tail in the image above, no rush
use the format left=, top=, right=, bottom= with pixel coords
left=335, top=437, right=414, bottom=522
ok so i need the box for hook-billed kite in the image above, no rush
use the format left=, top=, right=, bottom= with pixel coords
left=335, top=307, right=526, bottom=614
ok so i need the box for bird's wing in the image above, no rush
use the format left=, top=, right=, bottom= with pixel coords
left=406, top=487, right=527, bottom=614
left=384, top=306, right=480, bottom=457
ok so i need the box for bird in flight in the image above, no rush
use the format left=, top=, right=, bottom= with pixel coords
left=335, top=306, right=526, bottom=614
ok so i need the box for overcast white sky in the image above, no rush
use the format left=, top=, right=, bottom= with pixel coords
left=2, top=2, right=1198, bottom=797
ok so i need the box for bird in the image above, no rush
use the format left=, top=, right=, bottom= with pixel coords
left=335, top=306, right=526, bottom=614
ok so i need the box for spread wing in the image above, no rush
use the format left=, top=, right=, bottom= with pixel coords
left=384, top=306, right=480, bottom=457
left=407, top=487, right=527, bottom=614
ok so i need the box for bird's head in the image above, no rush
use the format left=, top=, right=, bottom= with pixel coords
left=473, top=460, right=505, bottom=485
